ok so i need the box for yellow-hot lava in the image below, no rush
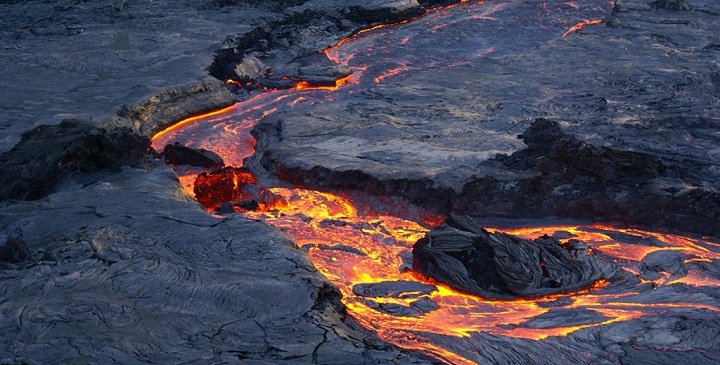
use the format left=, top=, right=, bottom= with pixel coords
left=150, top=1, right=719, bottom=363
left=240, top=186, right=720, bottom=364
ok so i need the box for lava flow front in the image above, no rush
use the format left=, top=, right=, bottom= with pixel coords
left=152, top=1, right=719, bottom=364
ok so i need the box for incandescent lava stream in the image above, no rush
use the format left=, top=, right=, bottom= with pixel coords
left=152, top=1, right=720, bottom=364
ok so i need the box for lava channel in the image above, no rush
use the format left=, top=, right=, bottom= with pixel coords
left=151, top=1, right=719, bottom=364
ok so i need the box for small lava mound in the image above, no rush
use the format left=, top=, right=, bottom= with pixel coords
left=412, top=214, right=624, bottom=299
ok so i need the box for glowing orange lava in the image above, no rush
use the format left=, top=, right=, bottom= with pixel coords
left=240, top=190, right=720, bottom=363
left=149, top=1, right=717, bottom=363
left=151, top=104, right=238, bottom=145
left=563, top=18, right=603, bottom=37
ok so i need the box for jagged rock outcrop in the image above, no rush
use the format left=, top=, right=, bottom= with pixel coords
left=162, top=142, right=225, bottom=169
left=413, top=214, right=622, bottom=299
left=0, top=120, right=149, bottom=201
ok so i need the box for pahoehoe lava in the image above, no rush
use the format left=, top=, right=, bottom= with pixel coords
left=2, top=0, right=720, bottom=364
left=151, top=0, right=720, bottom=364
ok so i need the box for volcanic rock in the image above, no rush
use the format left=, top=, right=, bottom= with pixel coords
left=351, top=280, right=440, bottom=317
left=639, top=250, right=687, bottom=281
left=352, top=280, right=437, bottom=298
left=0, top=236, right=31, bottom=266
left=521, top=308, right=610, bottom=329
left=194, top=166, right=259, bottom=211
left=208, top=0, right=451, bottom=87
left=162, top=142, right=224, bottom=169
left=652, top=0, right=690, bottom=11
left=412, top=214, right=622, bottom=299
left=0, top=166, right=425, bottom=364
left=3, top=0, right=720, bottom=363
left=249, top=0, right=720, bottom=235
left=0, top=119, right=149, bottom=201
left=356, top=297, right=440, bottom=317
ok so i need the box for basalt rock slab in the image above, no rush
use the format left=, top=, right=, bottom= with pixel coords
left=0, top=166, right=428, bottom=364
left=118, top=79, right=239, bottom=137
left=412, top=214, right=622, bottom=299
left=250, top=0, right=720, bottom=235
left=456, top=118, right=720, bottom=235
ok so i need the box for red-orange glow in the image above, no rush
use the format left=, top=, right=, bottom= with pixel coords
left=294, top=81, right=312, bottom=90
left=667, top=270, right=720, bottom=287
left=563, top=18, right=603, bottom=37
left=331, top=20, right=415, bottom=51
left=237, top=188, right=720, bottom=362
left=323, top=0, right=485, bottom=65
left=151, top=104, right=237, bottom=145
left=295, top=74, right=354, bottom=91
left=565, top=1, right=580, bottom=10
left=374, top=63, right=411, bottom=83
left=156, top=94, right=720, bottom=365
left=225, top=79, right=242, bottom=88
left=150, top=1, right=711, bottom=363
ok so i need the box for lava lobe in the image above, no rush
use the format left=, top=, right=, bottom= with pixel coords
left=413, top=214, right=623, bottom=299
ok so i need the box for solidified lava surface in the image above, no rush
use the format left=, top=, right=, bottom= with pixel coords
left=152, top=1, right=720, bottom=363
left=2, top=0, right=719, bottom=364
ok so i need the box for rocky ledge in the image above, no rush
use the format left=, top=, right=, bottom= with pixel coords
left=251, top=0, right=720, bottom=235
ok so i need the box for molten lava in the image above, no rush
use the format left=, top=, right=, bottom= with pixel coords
left=151, top=1, right=719, bottom=364
left=563, top=18, right=603, bottom=37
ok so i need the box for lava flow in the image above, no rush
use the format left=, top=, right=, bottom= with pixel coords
left=151, top=1, right=719, bottom=364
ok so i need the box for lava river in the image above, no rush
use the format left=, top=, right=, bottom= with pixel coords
left=152, top=1, right=720, bottom=364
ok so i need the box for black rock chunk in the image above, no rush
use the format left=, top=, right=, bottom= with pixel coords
left=521, top=308, right=608, bottom=329
left=640, top=250, right=687, bottom=281
left=352, top=281, right=437, bottom=299
left=193, top=166, right=286, bottom=212
left=0, top=237, right=31, bottom=265
left=536, top=296, right=574, bottom=308
left=302, top=243, right=367, bottom=257
left=162, top=142, right=224, bottom=169
left=357, top=297, right=439, bottom=317
left=0, top=119, right=150, bottom=201
left=412, top=214, right=622, bottom=299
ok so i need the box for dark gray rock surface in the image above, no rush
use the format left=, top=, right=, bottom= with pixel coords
left=252, top=0, right=720, bottom=234
left=0, top=0, right=245, bottom=151
left=0, top=166, right=427, bottom=364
